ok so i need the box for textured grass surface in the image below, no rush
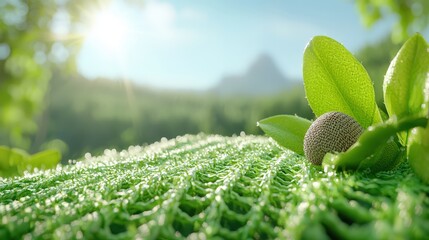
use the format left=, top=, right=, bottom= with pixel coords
left=1, top=134, right=429, bottom=239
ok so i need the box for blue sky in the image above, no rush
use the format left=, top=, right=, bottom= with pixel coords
left=77, top=0, right=395, bottom=90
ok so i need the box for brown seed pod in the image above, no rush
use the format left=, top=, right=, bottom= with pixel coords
left=304, top=111, right=364, bottom=165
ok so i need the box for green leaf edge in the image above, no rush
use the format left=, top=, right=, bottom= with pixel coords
left=383, top=33, right=429, bottom=145
left=258, top=114, right=311, bottom=155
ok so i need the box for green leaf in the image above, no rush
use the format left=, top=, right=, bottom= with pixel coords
left=383, top=33, right=429, bottom=145
left=0, top=146, right=28, bottom=178
left=323, top=115, right=428, bottom=171
left=409, top=126, right=429, bottom=184
left=303, top=36, right=382, bottom=128
left=357, top=140, right=403, bottom=173
left=258, top=115, right=311, bottom=155
left=21, top=150, right=61, bottom=173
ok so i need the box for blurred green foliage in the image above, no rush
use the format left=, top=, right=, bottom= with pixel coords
left=356, top=0, right=429, bottom=41
left=0, top=0, right=83, bottom=149
left=0, top=145, right=60, bottom=178
left=1, top=1, right=54, bottom=148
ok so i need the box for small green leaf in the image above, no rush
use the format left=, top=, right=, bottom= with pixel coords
left=383, top=33, right=429, bottom=145
left=303, top=36, right=382, bottom=128
left=258, top=115, right=311, bottom=155
left=22, top=150, right=61, bottom=173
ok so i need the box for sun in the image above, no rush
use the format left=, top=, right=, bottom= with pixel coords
left=86, top=8, right=130, bottom=54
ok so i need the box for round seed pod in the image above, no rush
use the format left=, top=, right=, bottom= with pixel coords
left=304, top=111, right=364, bottom=165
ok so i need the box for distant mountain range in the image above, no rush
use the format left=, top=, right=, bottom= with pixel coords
left=211, top=54, right=294, bottom=95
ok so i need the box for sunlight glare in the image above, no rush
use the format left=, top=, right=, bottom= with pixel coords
left=87, top=8, right=130, bottom=54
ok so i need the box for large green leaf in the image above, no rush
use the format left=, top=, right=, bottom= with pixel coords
left=258, top=115, right=311, bottom=155
left=303, top=36, right=382, bottom=128
left=383, top=33, right=429, bottom=145
left=383, top=34, right=429, bottom=184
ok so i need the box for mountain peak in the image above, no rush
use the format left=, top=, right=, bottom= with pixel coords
left=251, top=53, right=276, bottom=69
left=212, top=54, right=290, bottom=95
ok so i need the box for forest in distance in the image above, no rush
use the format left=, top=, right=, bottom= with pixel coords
left=40, top=74, right=312, bottom=162
left=29, top=36, right=401, bottom=162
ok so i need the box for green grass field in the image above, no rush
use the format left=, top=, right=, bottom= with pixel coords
left=1, top=135, right=429, bottom=239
